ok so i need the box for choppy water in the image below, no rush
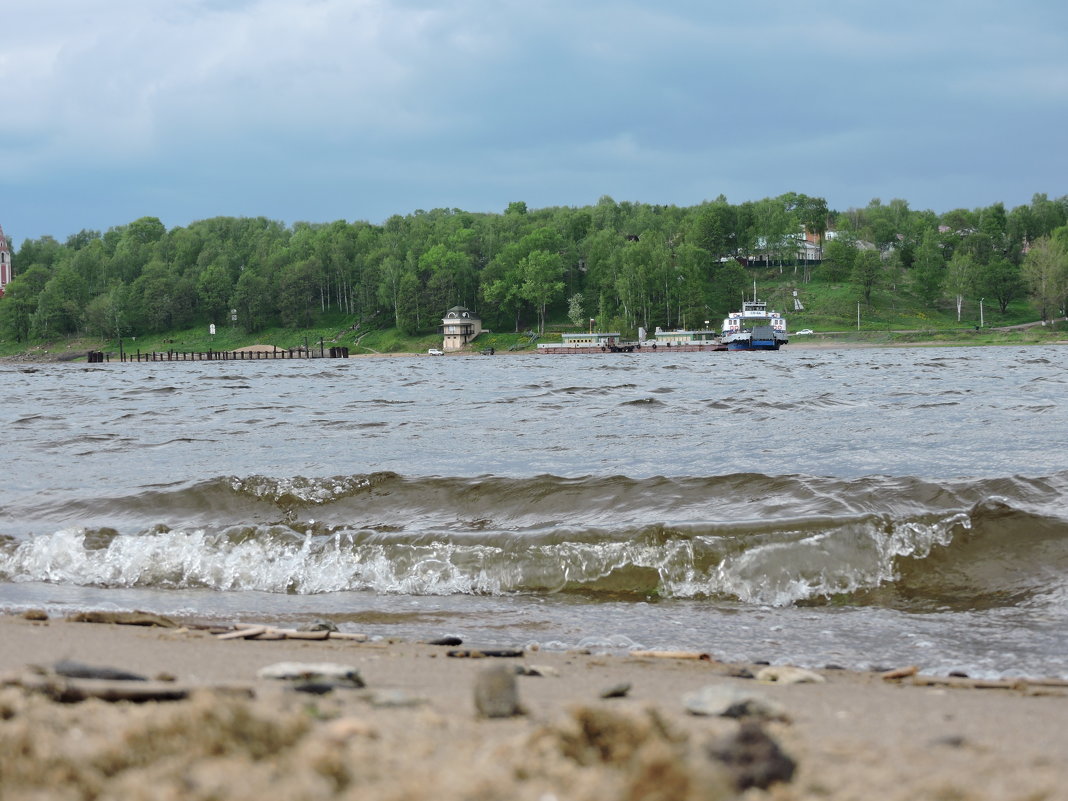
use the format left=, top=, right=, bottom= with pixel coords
left=1, top=346, right=1067, bottom=678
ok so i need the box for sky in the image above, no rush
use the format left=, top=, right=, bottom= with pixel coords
left=2, top=0, right=1067, bottom=249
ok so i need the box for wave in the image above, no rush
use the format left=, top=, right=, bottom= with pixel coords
left=2, top=472, right=1067, bottom=610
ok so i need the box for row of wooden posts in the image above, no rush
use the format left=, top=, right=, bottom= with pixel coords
left=87, top=346, right=350, bottom=363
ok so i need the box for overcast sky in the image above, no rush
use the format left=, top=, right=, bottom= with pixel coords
left=2, top=0, right=1067, bottom=248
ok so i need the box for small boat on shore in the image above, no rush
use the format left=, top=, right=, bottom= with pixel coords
left=721, top=290, right=789, bottom=351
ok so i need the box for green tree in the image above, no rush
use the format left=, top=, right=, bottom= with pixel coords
left=976, top=257, right=1022, bottom=314
left=852, top=250, right=882, bottom=305
left=706, top=260, right=749, bottom=317
left=691, top=201, right=739, bottom=258
left=519, top=250, right=564, bottom=334
left=196, top=263, right=234, bottom=324
left=1021, top=235, right=1068, bottom=322
left=277, top=258, right=323, bottom=329
left=819, top=238, right=856, bottom=283
left=231, top=270, right=274, bottom=333
left=32, top=266, right=88, bottom=337
left=945, top=252, right=977, bottom=322
left=0, top=266, right=51, bottom=340
left=83, top=284, right=131, bottom=341
left=912, top=229, right=945, bottom=304
left=567, top=292, right=585, bottom=328
left=377, top=255, right=407, bottom=329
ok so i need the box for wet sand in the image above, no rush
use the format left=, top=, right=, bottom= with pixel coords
left=1, top=613, right=1066, bottom=800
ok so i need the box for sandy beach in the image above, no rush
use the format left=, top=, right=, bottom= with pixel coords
left=1, top=612, right=1065, bottom=801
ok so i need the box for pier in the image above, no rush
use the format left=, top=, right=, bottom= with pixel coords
left=87, top=346, right=350, bottom=363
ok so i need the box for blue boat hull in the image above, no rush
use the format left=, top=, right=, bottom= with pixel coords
left=726, top=340, right=782, bottom=351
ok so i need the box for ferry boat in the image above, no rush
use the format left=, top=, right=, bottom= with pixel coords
left=721, top=290, right=789, bottom=351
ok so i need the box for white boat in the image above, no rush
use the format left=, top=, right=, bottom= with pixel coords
left=722, top=287, right=789, bottom=351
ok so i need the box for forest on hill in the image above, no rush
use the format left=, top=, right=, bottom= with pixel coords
left=2, top=192, right=1067, bottom=348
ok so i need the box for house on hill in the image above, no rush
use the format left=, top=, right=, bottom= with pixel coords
left=440, top=306, right=482, bottom=352
left=0, top=224, right=12, bottom=297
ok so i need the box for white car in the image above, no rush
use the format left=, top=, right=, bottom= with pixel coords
left=794, top=329, right=814, bottom=335
left=427, top=348, right=444, bottom=355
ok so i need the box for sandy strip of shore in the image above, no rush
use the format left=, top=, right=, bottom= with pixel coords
left=1, top=613, right=1065, bottom=801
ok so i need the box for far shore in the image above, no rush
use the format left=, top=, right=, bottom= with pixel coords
left=1, top=326, right=1066, bottom=363
left=1, top=612, right=1066, bottom=800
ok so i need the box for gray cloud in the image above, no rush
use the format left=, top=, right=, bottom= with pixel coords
left=2, top=0, right=1066, bottom=245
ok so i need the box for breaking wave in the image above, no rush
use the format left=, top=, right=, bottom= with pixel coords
left=3, top=471, right=1067, bottom=611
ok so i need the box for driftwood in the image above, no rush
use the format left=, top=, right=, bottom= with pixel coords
left=65, top=610, right=178, bottom=628
left=216, top=625, right=268, bottom=640
left=881, top=668, right=1068, bottom=690
left=11, top=674, right=190, bottom=703
left=629, top=650, right=714, bottom=661
left=3, top=668, right=256, bottom=703
left=911, top=675, right=1028, bottom=691
left=213, top=625, right=368, bottom=643
left=880, top=665, right=919, bottom=680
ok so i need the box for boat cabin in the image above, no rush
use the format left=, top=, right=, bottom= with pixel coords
left=537, top=332, right=622, bottom=350
left=722, top=300, right=787, bottom=336
left=650, top=327, right=721, bottom=347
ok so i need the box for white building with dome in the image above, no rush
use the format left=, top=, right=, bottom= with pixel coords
left=440, top=306, right=482, bottom=352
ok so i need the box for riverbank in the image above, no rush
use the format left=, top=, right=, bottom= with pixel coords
left=1, top=613, right=1065, bottom=800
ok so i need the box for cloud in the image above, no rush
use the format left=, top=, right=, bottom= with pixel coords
left=1, top=0, right=1066, bottom=245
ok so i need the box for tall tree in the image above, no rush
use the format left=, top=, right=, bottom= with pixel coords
left=976, top=257, right=1022, bottom=314
left=912, top=229, right=945, bottom=304
left=1021, top=235, right=1068, bottom=322
left=945, top=251, right=977, bottom=322
left=519, top=250, right=564, bottom=334
left=852, top=250, right=882, bottom=305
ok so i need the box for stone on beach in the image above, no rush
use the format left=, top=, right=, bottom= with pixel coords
left=474, top=664, right=523, bottom=718
left=707, top=720, right=797, bottom=790
left=755, top=665, right=825, bottom=684
left=257, top=662, right=365, bottom=688
left=683, top=685, right=789, bottom=721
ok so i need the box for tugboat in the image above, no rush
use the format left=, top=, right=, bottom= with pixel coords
left=722, top=286, right=789, bottom=351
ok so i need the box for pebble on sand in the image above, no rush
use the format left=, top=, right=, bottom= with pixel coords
left=256, top=662, right=365, bottom=688
left=474, top=664, right=523, bottom=718
left=707, top=720, right=797, bottom=790
left=755, top=665, right=826, bottom=684
left=683, top=685, right=789, bottom=722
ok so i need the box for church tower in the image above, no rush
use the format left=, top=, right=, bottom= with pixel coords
left=0, top=224, right=11, bottom=297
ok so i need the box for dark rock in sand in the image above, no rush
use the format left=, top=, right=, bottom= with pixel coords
left=474, top=664, right=523, bottom=718
left=426, top=636, right=464, bottom=646
left=931, top=734, right=967, bottom=748
left=448, top=648, right=524, bottom=659
left=707, top=720, right=797, bottom=790
left=726, top=666, right=755, bottom=679
left=599, top=682, right=632, bottom=699
left=52, top=659, right=149, bottom=682
left=293, top=682, right=337, bottom=695
left=22, top=609, right=49, bottom=621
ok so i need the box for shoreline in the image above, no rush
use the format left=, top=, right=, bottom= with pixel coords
left=2, top=338, right=1066, bottom=363
left=2, top=613, right=1066, bottom=800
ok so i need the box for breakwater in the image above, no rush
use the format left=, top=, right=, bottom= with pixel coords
left=87, top=346, right=350, bottom=362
